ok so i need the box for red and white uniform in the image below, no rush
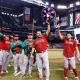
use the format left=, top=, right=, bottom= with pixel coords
left=22, top=40, right=34, bottom=76
left=62, top=38, right=79, bottom=79
left=63, top=38, right=77, bottom=58
left=34, top=34, right=50, bottom=80
left=2, top=40, right=11, bottom=72
left=4, top=40, right=11, bottom=51
left=0, top=40, right=5, bottom=65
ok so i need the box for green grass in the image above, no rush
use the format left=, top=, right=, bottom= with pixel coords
left=0, top=50, right=80, bottom=80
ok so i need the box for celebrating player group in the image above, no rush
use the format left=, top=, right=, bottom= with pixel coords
left=0, top=19, right=80, bottom=80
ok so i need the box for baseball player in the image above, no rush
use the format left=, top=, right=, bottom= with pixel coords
left=57, top=25, right=80, bottom=80
left=0, top=33, right=5, bottom=77
left=10, top=35, right=23, bottom=76
left=32, top=21, right=50, bottom=80
left=2, top=35, right=11, bottom=73
left=22, top=33, right=35, bottom=77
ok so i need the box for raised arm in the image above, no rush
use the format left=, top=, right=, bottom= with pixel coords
left=46, top=19, right=50, bottom=36
left=57, top=25, right=64, bottom=40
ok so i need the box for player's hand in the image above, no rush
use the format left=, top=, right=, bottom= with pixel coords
left=56, top=20, right=61, bottom=29
left=46, top=17, right=50, bottom=25
left=57, top=24, right=60, bottom=29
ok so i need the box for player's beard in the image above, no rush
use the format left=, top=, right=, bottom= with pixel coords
left=37, top=35, right=42, bottom=38
left=28, top=38, right=32, bottom=40
left=67, top=37, right=72, bottom=40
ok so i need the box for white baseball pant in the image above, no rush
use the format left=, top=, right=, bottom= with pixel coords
left=0, top=50, right=3, bottom=65
left=64, top=57, right=76, bottom=69
left=2, top=50, right=9, bottom=71
left=36, top=50, right=50, bottom=80
left=21, top=55, right=33, bottom=75
left=13, top=53, right=23, bottom=74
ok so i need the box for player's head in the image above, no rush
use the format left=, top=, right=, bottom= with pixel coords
left=14, top=34, right=19, bottom=40
left=4, top=35, right=9, bottom=40
left=28, top=33, right=33, bottom=40
left=10, top=35, right=14, bottom=41
left=36, top=31, right=42, bottom=38
left=66, top=32, right=73, bottom=39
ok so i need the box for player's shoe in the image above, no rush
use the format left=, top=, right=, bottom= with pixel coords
left=64, top=77, right=68, bottom=80
left=33, top=62, right=36, bottom=67
left=14, top=71, right=21, bottom=76
left=13, top=71, right=17, bottom=76
left=75, top=77, right=79, bottom=80
left=29, top=73, right=32, bottom=78
left=5, top=70, right=8, bottom=73
left=3, top=70, right=9, bottom=73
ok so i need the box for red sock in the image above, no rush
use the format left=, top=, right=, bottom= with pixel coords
left=64, top=68, right=68, bottom=77
left=73, top=69, right=78, bottom=77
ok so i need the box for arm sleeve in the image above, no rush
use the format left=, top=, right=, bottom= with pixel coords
left=62, top=38, right=66, bottom=43
left=42, top=34, right=47, bottom=39
left=10, top=42, right=15, bottom=49
left=22, top=40, right=28, bottom=49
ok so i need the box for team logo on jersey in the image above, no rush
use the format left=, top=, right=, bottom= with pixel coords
left=66, top=41, right=73, bottom=45
left=35, top=39, right=45, bottom=45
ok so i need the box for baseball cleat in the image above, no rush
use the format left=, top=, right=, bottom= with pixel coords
left=13, top=71, right=17, bottom=76
left=3, top=70, right=9, bottom=74
left=14, top=71, right=21, bottom=76
left=29, top=74, right=32, bottom=78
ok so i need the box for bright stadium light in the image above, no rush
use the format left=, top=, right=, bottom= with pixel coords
left=21, top=0, right=45, bottom=6
left=69, top=4, right=74, bottom=8
left=6, top=13, right=9, bottom=15
left=57, top=5, right=67, bottom=9
left=51, top=4, right=54, bottom=7
left=4, top=13, right=7, bottom=15
left=1, top=12, right=4, bottom=14
left=45, top=2, right=49, bottom=5
left=10, top=14, right=13, bottom=16
left=14, top=15, right=18, bottom=17
left=76, top=1, right=80, bottom=6
left=13, top=14, right=15, bottom=17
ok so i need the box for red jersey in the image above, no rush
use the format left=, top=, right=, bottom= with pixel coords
left=34, top=34, right=48, bottom=53
left=4, top=40, right=11, bottom=50
left=0, top=40, right=5, bottom=50
left=14, top=40, right=21, bottom=53
left=63, top=38, right=77, bottom=58
left=28, top=40, right=33, bottom=48
left=14, top=47, right=21, bottom=53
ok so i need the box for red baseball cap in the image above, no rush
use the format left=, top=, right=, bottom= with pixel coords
left=28, top=33, right=33, bottom=35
